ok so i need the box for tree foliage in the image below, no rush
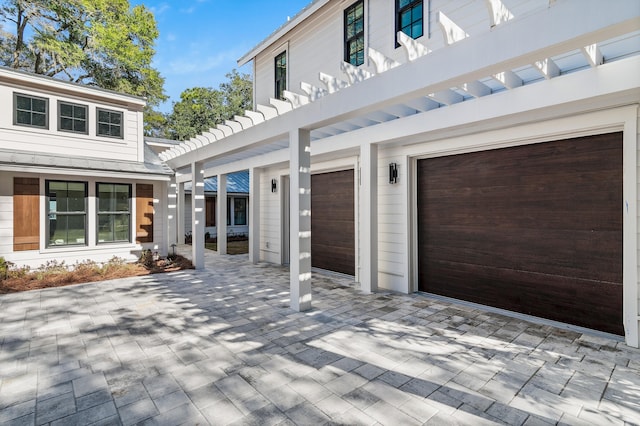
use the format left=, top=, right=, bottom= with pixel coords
left=0, top=0, right=166, bottom=106
left=166, top=69, right=252, bottom=141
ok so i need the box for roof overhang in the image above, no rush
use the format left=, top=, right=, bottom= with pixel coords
left=237, top=0, right=330, bottom=66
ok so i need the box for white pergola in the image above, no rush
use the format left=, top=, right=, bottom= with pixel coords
left=160, top=0, right=640, bottom=345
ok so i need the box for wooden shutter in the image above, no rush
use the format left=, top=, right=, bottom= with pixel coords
left=136, top=184, right=154, bottom=243
left=13, top=177, right=40, bottom=251
left=206, top=196, right=216, bottom=227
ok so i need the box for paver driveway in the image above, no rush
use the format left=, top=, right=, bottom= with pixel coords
left=1, top=250, right=639, bottom=425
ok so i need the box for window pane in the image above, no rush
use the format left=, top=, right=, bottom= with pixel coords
left=234, top=198, right=247, bottom=226
left=32, top=113, right=46, bottom=127
left=399, top=0, right=412, bottom=8
left=32, top=98, right=46, bottom=113
left=74, top=106, right=86, bottom=120
left=60, top=117, right=73, bottom=131
left=98, top=214, right=112, bottom=242
left=110, top=112, right=121, bottom=125
left=67, top=215, right=86, bottom=244
left=50, top=215, right=67, bottom=245
left=67, top=183, right=86, bottom=212
left=111, top=125, right=121, bottom=138
left=98, top=184, right=113, bottom=212
left=115, top=185, right=130, bottom=211
left=16, top=110, right=31, bottom=124
left=98, top=123, right=110, bottom=135
left=401, top=10, right=411, bottom=27
left=60, top=103, right=73, bottom=117
left=412, top=21, right=423, bottom=38
left=16, top=95, right=30, bottom=110
left=114, top=214, right=129, bottom=241
left=75, top=120, right=86, bottom=133
left=413, top=3, right=423, bottom=20
left=98, top=110, right=109, bottom=123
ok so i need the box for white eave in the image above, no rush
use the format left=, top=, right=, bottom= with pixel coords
left=0, top=66, right=147, bottom=109
left=237, top=0, right=330, bottom=66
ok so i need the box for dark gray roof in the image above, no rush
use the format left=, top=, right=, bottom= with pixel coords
left=0, top=145, right=173, bottom=176
left=185, top=171, right=250, bottom=194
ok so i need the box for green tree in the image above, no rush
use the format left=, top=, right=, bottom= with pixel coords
left=167, top=70, right=252, bottom=141
left=0, top=0, right=166, bottom=107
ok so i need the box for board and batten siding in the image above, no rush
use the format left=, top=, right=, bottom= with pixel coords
left=252, top=0, right=549, bottom=107
left=0, top=85, right=141, bottom=163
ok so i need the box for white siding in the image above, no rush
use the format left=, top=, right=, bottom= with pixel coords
left=252, top=0, right=549, bottom=107
left=260, top=167, right=284, bottom=264
left=0, top=84, right=140, bottom=162
left=0, top=172, right=167, bottom=268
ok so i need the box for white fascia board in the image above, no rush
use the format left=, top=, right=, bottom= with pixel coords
left=237, top=0, right=331, bottom=66
left=169, top=0, right=640, bottom=169
left=0, top=67, right=146, bottom=108
left=0, top=164, right=172, bottom=181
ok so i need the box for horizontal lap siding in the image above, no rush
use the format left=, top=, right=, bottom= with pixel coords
left=311, top=169, right=355, bottom=275
left=418, top=133, right=623, bottom=334
left=260, top=171, right=282, bottom=264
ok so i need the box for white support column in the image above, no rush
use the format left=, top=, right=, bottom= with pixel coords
left=217, top=174, right=228, bottom=255
left=177, top=182, right=186, bottom=244
left=167, top=175, right=178, bottom=254
left=290, top=129, right=312, bottom=312
left=249, top=168, right=261, bottom=264
left=359, top=143, right=378, bottom=294
left=191, top=162, right=205, bottom=269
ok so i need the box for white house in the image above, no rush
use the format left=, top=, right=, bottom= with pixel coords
left=183, top=172, right=250, bottom=240
left=160, top=0, right=640, bottom=347
left=0, top=67, right=173, bottom=268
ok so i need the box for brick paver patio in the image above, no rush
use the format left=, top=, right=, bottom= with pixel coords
left=1, top=250, right=639, bottom=425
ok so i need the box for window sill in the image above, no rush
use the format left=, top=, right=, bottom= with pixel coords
left=41, top=243, right=136, bottom=254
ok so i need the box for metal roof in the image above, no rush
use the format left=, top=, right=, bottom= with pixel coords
left=184, top=171, right=250, bottom=194
left=0, top=144, right=173, bottom=176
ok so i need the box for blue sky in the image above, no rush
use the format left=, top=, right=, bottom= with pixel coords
left=132, top=0, right=311, bottom=112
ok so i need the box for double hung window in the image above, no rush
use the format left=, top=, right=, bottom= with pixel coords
left=344, top=1, right=365, bottom=66
left=396, top=0, right=423, bottom=44
left=97, top=183, right=131, bottom=243
left=47, top=181, right=87, bottom=246
left=274, top=51, right=287, bottom=100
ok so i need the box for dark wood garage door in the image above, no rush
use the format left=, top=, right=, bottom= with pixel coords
left=417, top=133, right=623, bottom=335
left=311, top=169, right=355, bottom=275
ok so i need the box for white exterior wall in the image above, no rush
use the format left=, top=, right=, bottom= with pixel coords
left=0, top=171, right=167, bottom=268
left=0, top=85, right=142, bottom=163
left=253, top=0, right=548, bottom=106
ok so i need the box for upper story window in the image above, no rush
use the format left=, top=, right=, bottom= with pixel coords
left=344, top=0, right=365, bottom=66
left=97, top=108, right=123, bottom=139
left=58, top=101, right=88, bottom=134
left=14, top=93, right=48, bottom=129
left=396, top=0, right=423, bottom=45
left=274, top=51, right=287, bottom=100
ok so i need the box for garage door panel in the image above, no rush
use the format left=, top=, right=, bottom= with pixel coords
left=423, top=227, right=622, bottom=282
left=311, top=170, right=355, bottom=276
left=418, top=133, right=623, bottom=334
left=422, top=260, right=622, bottom=334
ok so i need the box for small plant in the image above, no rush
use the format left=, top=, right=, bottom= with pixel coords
left=0, top=257, right=13, bottom=280
left=138, top=249, right=155, bottom=269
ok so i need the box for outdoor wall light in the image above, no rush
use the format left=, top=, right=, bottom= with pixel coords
left=389, top=162, right=398, bottom=184
left=271, top=178, right=277, bottom=193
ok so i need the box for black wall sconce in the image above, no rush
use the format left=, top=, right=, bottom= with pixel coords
left=271, top=178, right=277, bottom=193
left=389, top=162, right=398, bottom=184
